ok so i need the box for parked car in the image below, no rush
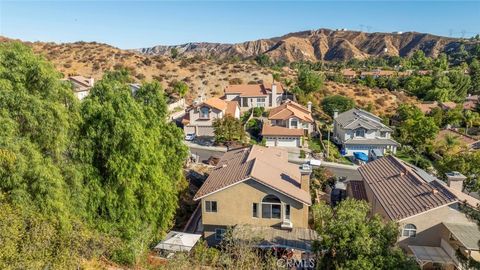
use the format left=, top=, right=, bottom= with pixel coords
left=185, top=133, right=196, bottom=141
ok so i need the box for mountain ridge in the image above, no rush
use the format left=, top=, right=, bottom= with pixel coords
left=137, top=28, right=477, bottom=62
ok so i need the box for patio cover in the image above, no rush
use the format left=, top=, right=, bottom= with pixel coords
left=409, top=246, right=456, bottom=267
left=353, top=152, right=369, bottom=161
left=442, top=222, right=480, bottom=251
left=154, top=231, right=202, bottom=252
left=232, top=224, right=319, bottom=252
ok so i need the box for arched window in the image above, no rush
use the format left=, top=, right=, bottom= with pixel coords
left=261, top=195, right=281, bottom=219
left=355, top=128, right=366, bottom=137
left=402, top=224, right=417, bottom=237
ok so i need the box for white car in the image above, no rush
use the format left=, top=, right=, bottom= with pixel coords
left=185, top=133, right=196, bottom=141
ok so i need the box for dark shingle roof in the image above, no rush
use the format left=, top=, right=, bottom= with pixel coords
left=358, top=155, right=457, bottom=220
left=335, top=108, right=392, bottom=132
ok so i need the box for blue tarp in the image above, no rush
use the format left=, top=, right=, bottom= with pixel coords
left=353, top=152, right=369, bottom=161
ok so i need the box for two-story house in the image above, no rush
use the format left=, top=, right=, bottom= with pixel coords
left=224, top=83, right=284, bottom=111
left=262, top=100, right=314, bottom=148
left=65, top=75, right=94, bottom=100
left=183, top=97, right=240, bottom=137
left=350, top=156, right=480, bottom=269
left=193, top=145, right=318, bottom=251
left=333, top=108, right=398, bottom=157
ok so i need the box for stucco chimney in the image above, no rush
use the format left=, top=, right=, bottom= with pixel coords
left=307, top=101, right=312, bottom=112
left=445, top=171, right=467, bottom=191
left=271, top=83, right=277, bottom=108
left=300, top=164, right=312, bottom=193
left=333, top=110, right=339, bottom=119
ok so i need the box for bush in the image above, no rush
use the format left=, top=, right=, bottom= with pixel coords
left=321, top=95, right=355, bottom=117
left=252, top=107, right=264, bottom=117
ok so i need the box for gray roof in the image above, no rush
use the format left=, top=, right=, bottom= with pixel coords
left=442, top=222, right=480, bottom=250
left=335, top=108, right=393, bottom=132
left=358, top=155, right=457, bottom=220
left=344, top=138, right=399, bottom=146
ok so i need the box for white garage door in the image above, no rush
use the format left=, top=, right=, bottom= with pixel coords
left=276, top=137, right=298, bottom=148
left=265, top=138, right=276, bottom=147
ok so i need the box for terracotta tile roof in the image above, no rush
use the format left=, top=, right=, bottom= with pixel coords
left=67, top=76, right=93, bottom=92
left=463, top=101, right=478, bottom=110
left=225, top=101, right=239, bottom=117
left=347, top=180, right=368, bottom=201
left=261, top=124, right=305, bottom=136
left=341, top=69, right=357, bottom=77
left=225, top=83, right=284, bottom=97
left=193, top=145, right=311, bottom=205
left=415, top=102, right=439, bottom=114
left=436, top=129, right=479, bottom=148
left=358, top=155, right=457, bottom=221
left=203, top=97, right=228, bottom=111
left=268, top=100, right=314, bottom=123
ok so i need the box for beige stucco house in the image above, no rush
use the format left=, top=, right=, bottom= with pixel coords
left=65, top=75, right=94, bottom=100
left=262, top=100, right=314, bottom=148
left=351, top=156, right=480, bottom=269
left=224, top=83, right=284, bottom=111
left=183, top=97, right=240, bottom=137
left=193, top=145, right=318, bottom=250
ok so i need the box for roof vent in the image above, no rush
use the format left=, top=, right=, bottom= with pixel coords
left=431, top=189, right=438, bottom=195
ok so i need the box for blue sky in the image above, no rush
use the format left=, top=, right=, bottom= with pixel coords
left=1, top=1, right=479, bottom=49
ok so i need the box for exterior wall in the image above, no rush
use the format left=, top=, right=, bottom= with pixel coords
left=74, top=90, right=89, bottom=100
left=233, top=105, right=241, bottom=119
left=397, top=203, right=471, bottom=251
left=363, top=180, right=392, bottom=221
left=200, top=179, right=309, bottom=245
left=167, top=98, right=185, bottom=112
left=225, top=94, right=239, bottom=101
left=185, top=105, right=223, bottom=136
left=237, top=94, right=283, bottom=110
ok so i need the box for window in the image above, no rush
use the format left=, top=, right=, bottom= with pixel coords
left=215, top=228, right=226, bottom=240
left=242, top=97, right=249, bottom=107
left=380, top=131, right=387, bottom=138
left=291, top=119, right=298, bottom=128
left=355, top=128, right=365, bottom=137
left=257, top=97, right=266, bottom=107
left=402, top=224, right=416, bottom=237
left=252, top=203, right=259, bottom=218
left=261, top=195, right=281, bottom=219
left=205, top=201, right=217, bottom=212
left=285, top=204, right=291, bottom=220
left=200, top=107, right=210, bottom=119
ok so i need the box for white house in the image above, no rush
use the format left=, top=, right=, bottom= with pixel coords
left=66, top=76, right=94, bottom=100
left=262, top=100, right=314, bottom=148
left=333, top=108, right=398, bottom=157
left=183, top=97, right=240, bottom=137
left=224, top=83, right=284, bottom=111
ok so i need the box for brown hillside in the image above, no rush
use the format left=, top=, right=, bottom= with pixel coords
left=139, top=28, right=478, bottom=62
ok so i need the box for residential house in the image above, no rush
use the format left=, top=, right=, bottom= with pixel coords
left=352, top=156, right=480, bottom=269
left=341, top=68, right=357, bottom=79
left=439, top=102, right=458, bottom=111
left=463, top=95, right=479, bottom=111
left=183, top=97, right=240, bottom=137
left=262, top=100, right=314, bottom=148
left=415, top=101, right=439, bottom=114
left=435, top=129, right=480, bottom=151
left=360, top=69, right=395, bottom=78
left=193, top=145, right=318, bottom=250
left=333, top=108, right=398, bottom=157
left=66, top=75, right=94, bottom=100
left=224, top=83, right=284, bottom=110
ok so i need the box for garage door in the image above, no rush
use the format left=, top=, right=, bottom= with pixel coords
left=265, top=138, right=276, bottom=147
left=276, top=137, right=298, bottom=147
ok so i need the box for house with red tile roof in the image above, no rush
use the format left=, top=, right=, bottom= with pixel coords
left=183, top=97, right=240, bottom=137
left=224, top=83, right=284, bottom=110
left=262, top=100, right=314, bottom=148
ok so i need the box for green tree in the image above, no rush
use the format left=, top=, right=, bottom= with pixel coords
left=312, top=199, right=419, bottom=270
left=213, top=115, right=245, bottom=143
left=172, top=80, right=189, bottom=97
left=396, top=105, right=439, bottom=150
left=321, top=95, right=355, bottom=117
left=437, top=151, right=480, bottom=193
left=77, top=77, right=188, bottom=264
left=170, top=47, right=179, bottom=59
left=447, top=69, right=471, bottom=102
left=469, top=59, right=480, bottom=95
left=255, top=54, right=271, bottom=67
left=409, top=50, right=431, bottom=69
left=297, top=68, right=324, bottom=94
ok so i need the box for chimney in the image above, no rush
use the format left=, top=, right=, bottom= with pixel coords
left=307, top=101, right=312, bottom=112
left=300, top=164, right=312, bottom=193
left=271, top=83, right=277, bottom=108
left=445, top=171, right=467, bottom=191
left=333, top=110, right=339, bottom=119
left=88, top=77, right=94, bottom=87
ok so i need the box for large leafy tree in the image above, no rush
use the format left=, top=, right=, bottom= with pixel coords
left=297, top=68, right=324, bottom=94
left=76, top=73, right=188, bottom=263
left=312, top=199, right=418, bottom=270
left=396, top=104, right=439, bottom=150
left=213, top=115, right=245, bottom=143
left=321, top=95, right=355, bottom=117
left=0, top=42, right=98, bottom=268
